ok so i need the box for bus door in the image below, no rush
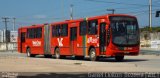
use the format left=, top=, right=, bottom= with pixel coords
left=20, top=32, right=26, bottom=53
left=99, top=23, right=106, bottom=54
left=44, top=24, right=51, bottom=55
left=70, top=27, right=77, bottom=55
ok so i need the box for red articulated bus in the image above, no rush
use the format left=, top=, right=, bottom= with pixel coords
left=18, top=14, right=140, bottom=61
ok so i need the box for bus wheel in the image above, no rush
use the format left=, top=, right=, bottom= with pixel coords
left=55, top=48, right=60, bottom=59
left=26, top=48, right=35, bottom=57
left=115, top=56, right=124, bottom=62
left=89, top=48, right=97, bottom=61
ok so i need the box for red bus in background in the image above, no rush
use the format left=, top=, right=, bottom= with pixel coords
left=18, top=14, right=140, bottom=61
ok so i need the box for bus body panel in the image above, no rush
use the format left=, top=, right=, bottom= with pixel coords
left=76, top=34, right=87, bottom=56
left=18, top=14, right=140, bottom=59
left=25, top=38, right=44, bottom=55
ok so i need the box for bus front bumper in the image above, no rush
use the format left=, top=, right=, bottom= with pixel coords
left=106, top=47, right=139, bottom=56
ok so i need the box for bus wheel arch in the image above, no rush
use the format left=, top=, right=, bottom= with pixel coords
left=88, top=46, right=97, bottom=61
left=54, top=46, right=60, bottom=59
left=26, top=47, right=35, bottom=57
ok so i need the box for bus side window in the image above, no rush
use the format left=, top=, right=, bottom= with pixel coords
left=52, top=26, right=56, bottom=37
left=27, top=28, right=34, bottom=38
left=27, top=27, right=42, bottom=39
left=80, top=21, right=87, bottom=36
left=55, top=25, right=61, bottom=37
left=61, top=24, right=68, bottom=36
left=88, top=20, right=98, bottom=35
left=36, top=27, right=42, bottom=38
left=27, top=29, right=31, bottom=38
left=107, top=27, right=110, bottom=46
left=34, top=27, right=42, bottom=38
left=21, top=32, right=26, bottom=42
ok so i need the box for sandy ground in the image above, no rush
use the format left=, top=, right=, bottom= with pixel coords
left=0, top=52, right=160, bottom=72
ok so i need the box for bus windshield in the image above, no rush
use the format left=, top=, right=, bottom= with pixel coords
left=110, top=16, right=139, bottom=46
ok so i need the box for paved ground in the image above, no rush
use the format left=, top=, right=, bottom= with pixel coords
left=0, top=51, right=160, bottom=77
left=140, top=47, right=160, bottom=55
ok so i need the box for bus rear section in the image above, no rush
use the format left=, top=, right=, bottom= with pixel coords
left=18, top=24, right=53, bottom=57
left=18, top=28, right=26, bottom=53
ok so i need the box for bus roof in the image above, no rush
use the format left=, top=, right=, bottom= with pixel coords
left=18, top=24, right=45, bottom=30
left=50, top=14, right=136, bottom=25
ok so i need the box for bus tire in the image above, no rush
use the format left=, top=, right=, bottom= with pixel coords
left=89, top=48, right=97, bottom=61
left=115, top=56, right=124, bottom=62
left=26, top=48, right=35, bottom=57
left=55, top=48, right=60, bottom=59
